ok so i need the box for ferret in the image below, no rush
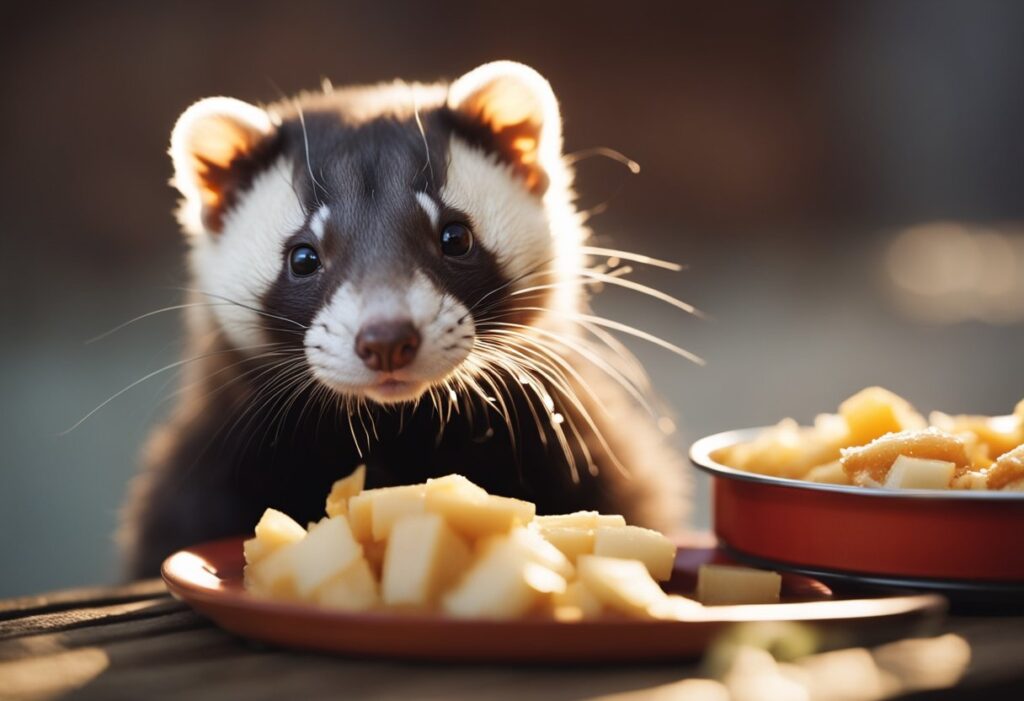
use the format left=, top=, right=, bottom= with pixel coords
left=120, top=61, right=689, bottom=578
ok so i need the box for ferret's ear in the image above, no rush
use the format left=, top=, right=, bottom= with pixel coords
left=448, top=61, right=562, bottom=196
left=170, top=97, right=276, bottom=234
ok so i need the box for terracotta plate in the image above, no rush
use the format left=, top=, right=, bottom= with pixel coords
left=163, top=536, right=943, bottom=663
left=691, top=427, right=1024, bottom=602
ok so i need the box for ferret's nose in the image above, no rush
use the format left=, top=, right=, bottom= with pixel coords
left=354, top=320, right=420, bottom=372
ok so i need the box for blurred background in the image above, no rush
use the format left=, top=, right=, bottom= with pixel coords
left=2, top=0, right=1023, bottom=598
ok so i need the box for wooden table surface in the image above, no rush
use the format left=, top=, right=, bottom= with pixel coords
left=1, top=580, right=1023, bottom=701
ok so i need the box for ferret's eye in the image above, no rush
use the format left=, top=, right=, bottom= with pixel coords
left=440, top=222, right=473, bottom=257
left=289, top=245, right=321, bottom=276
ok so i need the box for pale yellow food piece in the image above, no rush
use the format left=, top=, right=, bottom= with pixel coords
left=551, top=580, right=603, bottom=620
left=841, top=428, right=969, bottom=486
left=839, top=386, right=926, bottom=447
left=442, top=537, right=565, bottom=619
left=930, top=411, right=1022, bottom=461
left=425, top=489, right=535, bottom=540
left=715, top=418, right=843, bottom=478
left=369, top=485, right=427, bottom=541
left=647, top=594, right=704, bottom=621
left=425, top=473, right=489, bottom=498
left=987, top=444, right=1024, bottom=490
left=244, top=541, right=300, bottom=599
left=381, top=513, right=472, bottom=608
left=950, top=471, right=990, bottom=490
left=804, top=461, right=851, bottom=485
left=533, top=511, right=626, bottom=529
left=963, top=435, right=995, bottom=470
left=286, top=516, right=363, bottom=598
left=695, top=564, right=781, bottom=605
left=315, top=556, right=379, bottom=612
left=883, top=455, right=957, bottom=490
left=244, top=508, right=306, bottom=565
left=505, top=526, right=575, bottom=579
left=534, top=525, right=594, bottom=562
left=347, top=492, right=374, bottom=542
left=592, top=525, right=676, bottom=581
left=576, top=555, right=668, bottom=617
left=324, top=465, right=366, bottom=518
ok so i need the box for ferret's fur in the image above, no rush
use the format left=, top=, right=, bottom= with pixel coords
left=120, top=62, right=687, bottom=577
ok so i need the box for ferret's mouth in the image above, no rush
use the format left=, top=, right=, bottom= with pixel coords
left=362, top=376, right=429, bottom=404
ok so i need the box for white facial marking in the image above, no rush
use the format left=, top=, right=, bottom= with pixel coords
left=189, top=157, right=305, bottom=350
left=415, top=191, right=440, bottom=228
left=305, top=270, right=474, bottom=404
left=309, top=204, right=330, bottom=240
left=440, top=138, right=553, bottom=282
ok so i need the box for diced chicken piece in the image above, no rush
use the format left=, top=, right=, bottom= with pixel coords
left=987, top=444, right=1024, bottom=490
left=841, top=428, right=969, bottom=486
left=839, top=387, right=926, bottom=447
left=929, top=411, right=1022, bottom=461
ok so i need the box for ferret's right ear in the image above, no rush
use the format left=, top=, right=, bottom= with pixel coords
left=170, top=97, right=276, bottom=234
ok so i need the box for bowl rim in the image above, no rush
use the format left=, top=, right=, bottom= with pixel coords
left=690, top=426, right=1024, bottom=502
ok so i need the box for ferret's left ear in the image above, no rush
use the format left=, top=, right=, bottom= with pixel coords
left=448, top=61, right=562, bottom=196
left=169, top=97, right=276, bottom=234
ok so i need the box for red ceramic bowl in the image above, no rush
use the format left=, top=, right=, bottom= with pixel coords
left=690, top=428, right=1024, bottom=602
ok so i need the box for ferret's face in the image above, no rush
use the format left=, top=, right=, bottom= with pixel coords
left=172, top=63, right=574, bottom=404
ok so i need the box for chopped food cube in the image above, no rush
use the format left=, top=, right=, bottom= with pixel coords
left=506, top=527, right=575, bottom=579
left=883, top=455, right=957, bottom=489
left=592, top=525, right=676, bottom=581
left=576, top=555, right=669, bottom=617
left=381, top=513, right=471, bottom=608
left=369, top=484, right=427, bottom=541
left=245, top=540, right=300, bottom=599
left=534, top=525, right=594, bottom=562
left=839, top=387, right=926, bottom=446
left=315, top=556, right=378, bottom=612
left=347, top=492, right=374, bottom=542
left=287, top=516, right=363, bottom=598
left=245, top=508, right=306, bottom=565
left=552, top=580, right=603, bottom=620
left=324, top=465, right=366, bottom=517
left=442, top=537, right=564, bottom=619
left=696, top=564, right=781, bottom=605
left=841, top=428, right=969, bottom=486
left=425, top=489, right=534, bottom=539
left=804, top=461, right=851, bottom=485
left=425, top=473, right=489, bottom=498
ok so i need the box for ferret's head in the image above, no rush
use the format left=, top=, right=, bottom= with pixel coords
left=171, top=62, right=581, bottom=405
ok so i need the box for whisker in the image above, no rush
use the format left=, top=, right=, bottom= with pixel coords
left=85, top=302, right=233, bottom=344
left=172, top=287, right=308, bottom=330
left=509, top=269, right=702, bottom=317
left=61, top=343, right=289, bottom=435
left=580, top=246, right=683, bottom=272
left=478, top=306, right=704, bottom=366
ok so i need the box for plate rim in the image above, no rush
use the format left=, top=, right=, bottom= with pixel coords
left=162, top=536, right=947, bottom=629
